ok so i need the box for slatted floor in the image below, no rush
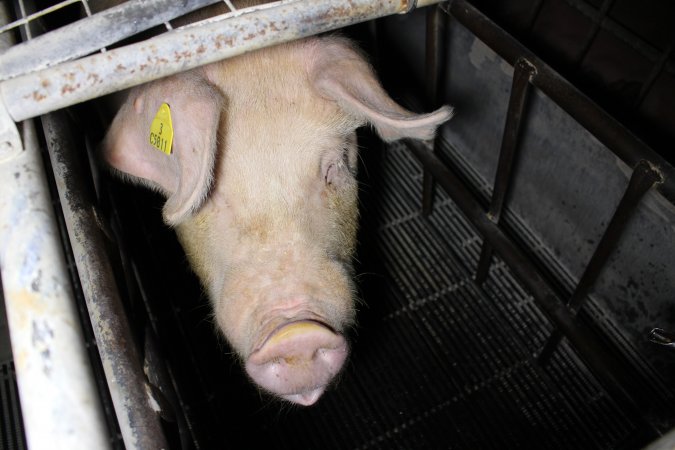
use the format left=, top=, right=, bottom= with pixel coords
left=0, top=136, right=649, bottom=449
left=205, top=141, right=641, bottom=449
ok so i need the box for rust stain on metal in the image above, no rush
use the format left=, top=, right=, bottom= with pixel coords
left=214, top=34, right=235, bottom=50
left=196, top=44, right=207, bottom=54
left=173, top=51, right=192, bottom=62
left=29, top=91, right=47, bottom=102
left=61, top=83, right=81, bottom=95
left=87, top=73, right=101, bottom=84
left=302, top=5, right=353, bottom=25
left=41, top=79, right=50, bottom=88
left=244, top=28, right=267, bottom=41
left=116, top=63, right=127, bottom=72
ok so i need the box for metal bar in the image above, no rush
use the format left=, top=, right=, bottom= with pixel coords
left=443, top=0, right=675, bottom=205
left=0, top=0, right=81, bottom=35
left=0, top=0, right=442, bottom=123
left=0, top=0, right=224, bottom=81
left=41, top=110, right=169, bottom=450
left=0, top=120, right=111, bottom=450
left=405, top=138, right=662, bottom=435
left=475, top=58, right=536, bottom=284
left=570, top=161, right=661, bottom=314
left=422, top=4, right=447, bottom=216
left=0, top=3, right=111, bottom=447
left=538, top=160, right=663, bottom=361
left=645, top=426, right=675, bottom=450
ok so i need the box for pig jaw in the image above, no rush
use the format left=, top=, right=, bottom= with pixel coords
left=245, top=320, right=348, bottom=406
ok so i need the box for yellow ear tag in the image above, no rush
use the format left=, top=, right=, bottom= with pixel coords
left=149, top=103, right=174, bottom=155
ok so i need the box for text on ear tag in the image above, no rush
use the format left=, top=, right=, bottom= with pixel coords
left=149, top=103, right=174, bottom=155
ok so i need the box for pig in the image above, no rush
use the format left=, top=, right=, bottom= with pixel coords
left=102, top=35, right=452, bottom=405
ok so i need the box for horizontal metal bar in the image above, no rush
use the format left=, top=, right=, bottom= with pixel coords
left=42, top=110, right=168, bottom=450
left=444, top=0, right=675, bottom=205
left=0, top=118, right=111, bottom=450
left=1, top=0, right=440, bottom=123
left=0, top=0, right=82, bottom=35
left=0, top=0, right=224, bottom=81
left=405, top=138, right=662, bottom=434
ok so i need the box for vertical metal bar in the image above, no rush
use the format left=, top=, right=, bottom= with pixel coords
left=422, top=4, right=447, bottom=216
left=41, top=111, right=170, bottom=450
left=475, top=58, right=536, bottom=283
left=0, top=3, right=111, bottom=447
left=0, top=120, right=112, bottom=450
left=538, top=160, right=663, bottom=361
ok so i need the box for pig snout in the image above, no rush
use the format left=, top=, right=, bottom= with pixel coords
left=245, top=320, right=348, bottom=406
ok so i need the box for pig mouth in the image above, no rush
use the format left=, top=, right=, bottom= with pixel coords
left=245, top=319, right=349, bottom=406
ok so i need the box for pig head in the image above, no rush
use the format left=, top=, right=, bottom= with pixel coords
left=102, top=36, right=452, bottom=405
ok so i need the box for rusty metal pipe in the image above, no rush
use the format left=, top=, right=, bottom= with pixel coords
left=1, top=0, right=442, bottom=122
left=0, top=0, right=224, bottom=81
left=41, top=110, right=169, bottom=450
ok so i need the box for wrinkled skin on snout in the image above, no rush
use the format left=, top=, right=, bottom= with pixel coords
left=102, top=36, right=452, bottom=405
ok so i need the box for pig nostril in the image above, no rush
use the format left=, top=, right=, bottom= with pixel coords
left=245, top=320, right=348, bottom=405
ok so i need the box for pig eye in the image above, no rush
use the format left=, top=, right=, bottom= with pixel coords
left=324, top=146, right=352, bottom=187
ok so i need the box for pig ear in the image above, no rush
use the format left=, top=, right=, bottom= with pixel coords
left=102, top=71, right=224, bottom=226
left=310, top=38, right=453, bottom=142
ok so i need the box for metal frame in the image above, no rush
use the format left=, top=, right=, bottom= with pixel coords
left=0, top=1, right=444, bottom=448
left=410, top=0, right=675, bottom=440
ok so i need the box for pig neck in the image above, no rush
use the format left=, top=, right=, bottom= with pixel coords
left=175, top=40, right=358, bottom=299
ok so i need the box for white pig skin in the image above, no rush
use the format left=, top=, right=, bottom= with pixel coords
left=102, top=36, right=453, bottom=405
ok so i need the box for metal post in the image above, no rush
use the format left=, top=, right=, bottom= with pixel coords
left=475, top=58, right=536, bottom=284
left=0, top=119, right=112, bottom=450
left=0, top=2, right=111, bottom=446
left=537, top=160, right=663, bottom=361
left=422, top=4, right=447, bottom=216
left=41, top=110, right=170, bottom=450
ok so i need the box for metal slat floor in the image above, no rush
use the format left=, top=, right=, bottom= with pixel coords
left=233, top=141, right=639, bottom=449
left=108, top=136, right=652, bottom=449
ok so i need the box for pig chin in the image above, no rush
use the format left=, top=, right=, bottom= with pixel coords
left=215, top=261, right=356, bottom=406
